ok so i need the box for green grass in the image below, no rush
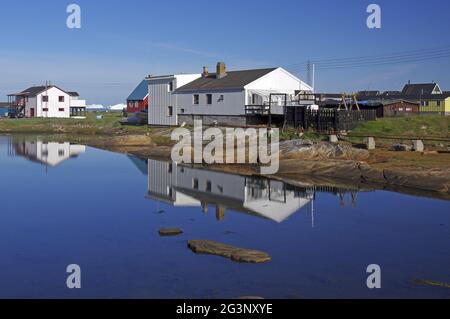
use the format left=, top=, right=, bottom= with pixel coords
left=350, top=115, right=450, bottom=138
left=0, top=111, right=154, bottom=135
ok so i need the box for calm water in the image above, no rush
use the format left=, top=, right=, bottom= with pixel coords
left=0, top=135, right=449, bottom=299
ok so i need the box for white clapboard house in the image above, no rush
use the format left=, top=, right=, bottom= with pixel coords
left=147, top=74, right=201, bottom=126
left=8, top=85, right=86, bottom=118
left=147, top=62, right=311, bottom=126
left=146, top=159, right=313, bottom=223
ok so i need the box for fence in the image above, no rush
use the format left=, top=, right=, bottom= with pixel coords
left=285, top=107, right=377, bottom=132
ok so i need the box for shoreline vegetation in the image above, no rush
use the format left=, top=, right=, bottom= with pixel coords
left=1, top=112, right=449, bottom=200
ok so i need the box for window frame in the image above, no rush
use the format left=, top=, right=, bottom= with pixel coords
left=206, top=94, right=212, bottom=105
left=193, top=94, right=199, bottom=105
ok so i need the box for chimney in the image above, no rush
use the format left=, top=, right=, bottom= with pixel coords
left=202, top=66, right=209, bottom=78
left=216, top=62, right=227, bottom=79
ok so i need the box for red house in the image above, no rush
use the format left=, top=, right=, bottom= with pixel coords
left=127, top=79, right=149, bottom=113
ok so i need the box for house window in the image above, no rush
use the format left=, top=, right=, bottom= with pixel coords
left=437, top=101, right=441, bottom=107
left=193, top=178, right=199, bottom=190
left=59, top=108, right=65, bottom=112
left=42, top=96, right=49, bottom=102
left=168, top=81, right=174, bottom=92
left=59, top=96, right=65, bottom=102
left=206, top=181, right=212, bottom=192
left=180, top=108, right=185, bottom=114
left=167, top=106, right=173, bottom=117
left=193, top=94, right=199, bottom=105
left=206, top=94, right=212, bottom=105
left=252, top=93, right=262, bottom=105
left=43, top=108, right=49, bottom=112
left=168, top=163, right=173, bottom=174
left=58, top=150, right=65, bottom=156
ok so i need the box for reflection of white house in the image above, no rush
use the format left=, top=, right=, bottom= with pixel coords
left=147, top=159, right=313, bottom=223
left=147, top=62, right=311, bottom=127
left=14, top=141, right=86, bottom=167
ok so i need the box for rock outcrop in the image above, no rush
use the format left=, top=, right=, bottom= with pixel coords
left=159, top=228, right=183, bottom=237
left=188, top=240, right=271, bottom=263
left=280, top=139, right=370, bottom=161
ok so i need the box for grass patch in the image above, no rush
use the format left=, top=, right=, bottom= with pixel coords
left=351, top=116, right=450, bottom=138
left=0, top=111, right=154, bottom=135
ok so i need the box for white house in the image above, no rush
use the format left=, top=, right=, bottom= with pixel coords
left=147, top=74, right=201, bottom=126
left=8, top=85, right=86, bottom=118
left=147, top=62, right=311, bottom=126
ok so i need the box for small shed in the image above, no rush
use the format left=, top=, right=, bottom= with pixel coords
left=358, top=99, right=419, bottom=118
left=381, top=99, right=420, bottom=117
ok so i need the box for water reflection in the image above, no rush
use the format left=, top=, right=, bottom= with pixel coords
left=145, top=158, right=365, bottom=224
left=7, top=136, right=86, bottom=167
left=0, top=136, right=449, bottom=298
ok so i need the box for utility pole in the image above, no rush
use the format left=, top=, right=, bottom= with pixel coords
left=312, top=63, right=315, bottom=93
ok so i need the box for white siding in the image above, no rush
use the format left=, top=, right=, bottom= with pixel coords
left=148, top=74, right=200, bottom=126
left=25, top=97, right=37, bottom=117
left=245, top=67, right=311, bottom=93
left=177, top=90, right=246, bottom=116
left=148, top=77, right=177, bottom=126
left=35, top=87, right=71, bottom=118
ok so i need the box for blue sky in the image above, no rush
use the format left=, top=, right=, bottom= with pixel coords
left=0, top=0, right=449, bottom=105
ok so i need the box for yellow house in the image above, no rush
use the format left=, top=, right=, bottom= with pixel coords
left=401, top=83, right=449, bottom=114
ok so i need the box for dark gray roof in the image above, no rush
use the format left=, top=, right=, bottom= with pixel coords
left=68, top=91, right=79, bottom=97
left=10, top=85, right=69, bottom=97
left=176, top=68, right=277, bottom=92
left=357, top=90, right=380, bottom=97
left=401, top=83, right=439, bottom=95
left=359, top=93, right=449, bottom=101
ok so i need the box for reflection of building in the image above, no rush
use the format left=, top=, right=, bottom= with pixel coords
left=13, top=140, right=86, bottom=167
left=147, top=159, right=313, bottom=223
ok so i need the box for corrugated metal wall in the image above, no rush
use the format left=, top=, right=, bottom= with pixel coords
left=148, top=78, right=177, bottom=126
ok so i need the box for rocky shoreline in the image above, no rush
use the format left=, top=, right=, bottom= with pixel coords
left=84, top=136, right=450, bottom=200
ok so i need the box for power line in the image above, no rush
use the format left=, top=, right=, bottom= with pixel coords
left=286, top=45, right=450, bottom=72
